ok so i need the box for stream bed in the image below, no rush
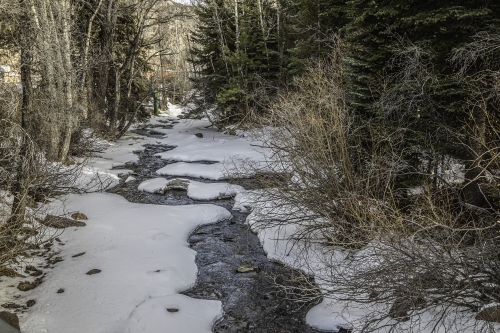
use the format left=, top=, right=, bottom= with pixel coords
left=106, top=127, right=334, bottom=333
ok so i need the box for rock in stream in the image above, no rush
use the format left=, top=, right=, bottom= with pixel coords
left=105, top=125, right=331, bottom=332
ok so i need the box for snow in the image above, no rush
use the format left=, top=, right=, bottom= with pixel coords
left=125, top=176, right=136, bottom=183
left=127, top=294, right=222, bottom=333
left=186, top=180, right=244, bottom=200
left=18, top=107, right=246, bottom=333
left=138, top=177, right=244, bottom=200
left=155, top=134, right=266, bottom=164
left=137, top=177, right=168, bottom=193
left=156, top=162, right=226, bottom=180
left=10, top=102, right=472, bottom=333
left=232, top=191, right=500, bottom=333
left=21, top=193, right=231, bottom=333
left=75, top=132, right=157, bottom=192
left=166, top=102, right=186, bottom=117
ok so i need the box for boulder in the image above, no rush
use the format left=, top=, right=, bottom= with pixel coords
left=40, top=215, right=86, bottom=228
left=237, top=264, right=259, bottom=273
left=165, top=179, right=190, bottom=191
left=71, top=212, right=88, bottom=220
left=476, top=305, right=500, bottom=323
left=17, top=281, right=36, bottom=291
left=86, top=269, right=101, bottom=275
left=0, top=267, right=25, bottom=278
left=0, top=311, right=20, bottom=331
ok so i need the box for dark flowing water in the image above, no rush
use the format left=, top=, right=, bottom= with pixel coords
left=107, top=124, right=334, bottom=333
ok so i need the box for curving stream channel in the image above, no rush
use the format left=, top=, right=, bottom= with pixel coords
left=108, top=122, right=336, bottom=333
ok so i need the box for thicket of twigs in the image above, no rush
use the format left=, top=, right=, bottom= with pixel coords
left=0, top=83, right=108, bottom=266
left=238, top=36, right=500, bottom=332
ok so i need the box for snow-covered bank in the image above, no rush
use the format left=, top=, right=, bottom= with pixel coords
left=22, top=193, right=230, bottom=333
left=232, top=190, right=500, bottom=333
left=13, top=105, right=335, bottom=333
left=17, top=110, right=238, bottom=333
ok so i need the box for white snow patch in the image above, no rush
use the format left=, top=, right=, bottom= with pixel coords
left=127, top=294, right=222, bottom=333
left=156, top=162, right=226, bottom=180
left=138, top=177, right=244, bottom=200
left=138, top=177, right=169, bottom=193
left=125, top=176, right=136, bottom=183
left=155, top=130, right=267, bottom=164
left=21, top=193, right=231, bottom=333
left=187, top=180, right=244, bottom=201
left=166, top=103, right=186, bottom=117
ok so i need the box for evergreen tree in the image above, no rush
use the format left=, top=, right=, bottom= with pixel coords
left=344, top=0, right=500, bottom=202
left=287, top=0, right=349, bottom=74
left=190, top=0, right=289, bottom=124
left=345, top=0, right=500, bottom=119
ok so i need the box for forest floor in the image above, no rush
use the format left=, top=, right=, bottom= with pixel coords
left=0, top=105, right=339, bottom=333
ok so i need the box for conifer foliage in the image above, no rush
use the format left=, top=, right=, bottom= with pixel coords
left=190, top=0, right=290, bottom=125
left=191, top=1, right=500, bottom=331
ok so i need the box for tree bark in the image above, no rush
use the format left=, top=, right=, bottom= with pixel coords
left=9, top=0, right=34, bottom=226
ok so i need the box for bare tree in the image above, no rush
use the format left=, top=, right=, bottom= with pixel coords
left=234, top=38, right=500, bottom=332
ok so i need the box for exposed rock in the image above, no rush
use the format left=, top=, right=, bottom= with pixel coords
left=476, top=305, right=500, bottom=323
left=17, top=281, right=36, bottom=292
left=40, top=215, right=86, bottom=228
left=369, top=290, right=380, bottom=299
left=29, top=270, right=43, bottom=277
left=165, top=179, right=190, bottom=191
left=237, top=264, right=259, bottom=273
left=166, top=308, right=179, bottom=313
left=0, top=311, right=20, bottom=331
left=17, top=277, right=43, bottom=292
left=26, top=300, right=36, bottom=307
left=57, top=288, right=65, bottom=293
left=388, top=296, right=426, bottom=322
left=72, top=252, right=85, bottom=258
left=48, top=257, right=63, bottom=265
left=24, top=265, right=37, bottom=272
left=86, top=269, right=101, bottom=275
left=194, top=133, right=203, bottom=138
left=1, top=303, right=21, bottom=309
left=0, top=266, right=25, bottom=278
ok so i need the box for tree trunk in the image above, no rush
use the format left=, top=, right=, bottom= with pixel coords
left=57, top=0, right=74, bottom=161
left=92, top=0, right=116, bottom=131
left=9, top=0, right=34, bottom=226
